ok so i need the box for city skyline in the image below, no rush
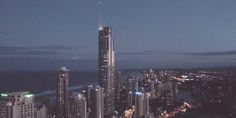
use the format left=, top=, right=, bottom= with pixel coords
left=0, top=1, right=236, bottom=118
left=1, top=0, right=236, bottom=70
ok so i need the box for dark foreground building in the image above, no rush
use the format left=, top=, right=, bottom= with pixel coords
left=57, top=67, right=70, bottom=118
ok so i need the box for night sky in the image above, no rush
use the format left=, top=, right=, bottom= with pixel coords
left=0, top=0, right=236, bottom=70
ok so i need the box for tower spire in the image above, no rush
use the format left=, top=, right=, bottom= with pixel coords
left=98, top=0, right=103, bottom=30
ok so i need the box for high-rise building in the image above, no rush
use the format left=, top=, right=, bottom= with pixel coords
left=98, top=25, right=115, bottom=116
left=83, top=84, right=93, bottom=117
left=57, top=67, right=70, bottom=118
left=98, top=1, right=116, bottom=116
left=144, top=93, right=150, bottom=116
left=128, top=91, right=134, bottom=106
left=135, top=92, right=150, bottom=118
left=90, top=85, right=104, bottom=118
left=70, top=93, right=87, bottom=118
left=0, top=91, right=34, bottom=118
left=84, top=85, right=105, bottom=118
left=89, top=85, right=104, bottom=118
left=135, top=92, right=145, bottom=118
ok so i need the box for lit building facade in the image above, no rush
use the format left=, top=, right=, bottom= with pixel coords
left=83, top=84, right=93, bottom=117
left=0, top=91, right=34, bottom=118
left=70, top=93, right=87, bottom=118
left=90, top=85, right=104, bottom=118
left=135, top=92, right=150, bottom=118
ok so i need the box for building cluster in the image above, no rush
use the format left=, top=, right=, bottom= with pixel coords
left=120, top=69, right=179, bottom=117
left=54, top=68, right=179, bottom=118
left=0, top=92, right=47, bottom=118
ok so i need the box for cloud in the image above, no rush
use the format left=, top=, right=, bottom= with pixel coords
left=0, top=48, right=58, bottom=56
left=0, top=56, right=98, bottom=71
left=0, top=46, right=27, bottom=52
left=118, top=52, right=152, bottom=56
left=121, top=49, right=236, bottom=56
left=118, top=49, right=236, bottom=58
left=38, top=45, right=86, bottom=50
left=181, top=50, right=236, bottom=56
left=40, top=45, right=72, bottom=50
left=20, top=50, right=60, bottom=55
left=0, top=44, right=85, bottom=56
left=118, top=50, right=171, bottom=56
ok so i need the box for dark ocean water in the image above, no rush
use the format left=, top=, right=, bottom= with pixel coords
left=0, top=71, right=97, bottom=93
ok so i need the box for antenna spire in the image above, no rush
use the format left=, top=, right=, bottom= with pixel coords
left=98, top=0, right=103, bottom=30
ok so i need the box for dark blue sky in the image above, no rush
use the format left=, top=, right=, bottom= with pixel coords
left=0, top=0, right=236, bottom=70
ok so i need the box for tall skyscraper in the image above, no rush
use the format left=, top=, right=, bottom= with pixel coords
left=98, top=25, right=115, bottom=116
left=57, top=67, right=70, bottom=118
left=0, top=91, right=34, bottom=118
left=98, top=1, right=116, bottom=116
left=70, top=93, right=87, bottom=118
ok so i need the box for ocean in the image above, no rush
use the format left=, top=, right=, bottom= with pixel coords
left=0, top=71, right=97, bottom=94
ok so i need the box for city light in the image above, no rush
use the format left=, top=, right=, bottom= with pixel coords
left=25, top=94, right=34, bottom=98
left=1, top=94, right=8, bottom=97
